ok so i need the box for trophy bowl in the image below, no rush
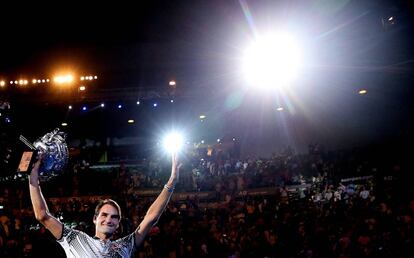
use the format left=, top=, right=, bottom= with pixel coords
left=33, top=128, right=69, bottom=178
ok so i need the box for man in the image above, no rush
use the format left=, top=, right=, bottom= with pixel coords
left=29, top=153, right=181, bottom=257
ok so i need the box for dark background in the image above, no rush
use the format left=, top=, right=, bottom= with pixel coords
left=1, top=0, right=414, bottom=158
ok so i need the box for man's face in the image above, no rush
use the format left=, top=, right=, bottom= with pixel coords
left=93, top=204, right=120, bottom=237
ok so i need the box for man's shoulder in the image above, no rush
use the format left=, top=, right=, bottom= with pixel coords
left=59, top=226, right=92, bottom=242
left=114, top=232, right=135, bottom=244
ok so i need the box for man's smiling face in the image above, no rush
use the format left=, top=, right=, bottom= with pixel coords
left=93, top=204, right=120, bottom=239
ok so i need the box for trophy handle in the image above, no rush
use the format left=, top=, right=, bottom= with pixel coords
left=19, top=135, right=36, bottom=150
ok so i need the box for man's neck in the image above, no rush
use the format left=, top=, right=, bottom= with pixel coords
left=95, top=233, right=112, bottom=242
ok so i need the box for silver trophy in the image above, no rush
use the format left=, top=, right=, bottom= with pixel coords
left=19, top=128, right=68, bottom=179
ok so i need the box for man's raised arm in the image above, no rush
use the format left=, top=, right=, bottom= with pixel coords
left=134, top=153, right=181, bottom=247
left=29, top=158, right=63, bottom=239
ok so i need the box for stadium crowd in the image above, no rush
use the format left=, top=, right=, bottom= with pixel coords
left=0, top=143, right=413, bottom=257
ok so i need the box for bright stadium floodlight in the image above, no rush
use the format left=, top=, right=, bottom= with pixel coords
left=163, top=132, right=184, bottom=153
left=243, top=32, right=301, bottom=90
left=54, top=74, right=74, bottom=84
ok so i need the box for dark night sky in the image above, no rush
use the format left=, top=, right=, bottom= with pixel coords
left=1, top=0, right=414, bottom=156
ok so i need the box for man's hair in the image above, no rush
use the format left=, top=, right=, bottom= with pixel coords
left=94, top=199, right=122, bottom=219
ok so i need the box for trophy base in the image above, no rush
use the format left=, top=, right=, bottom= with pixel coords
left=16, top=150, right=38, bottom=174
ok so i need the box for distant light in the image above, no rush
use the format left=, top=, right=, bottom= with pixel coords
left=37, top=80, right=41, bottom=83
left=100, top=103, right=105, bottom=107
left=88, top=76, right=93, bottom=80
left=233, top=138, right=236, bottom=141
left=79, top=86, right=86, bottom=91
left=128, top=119, right=134, bottom=124
left=10, top=81, right=13, bottom=84
left=153, top=103, right=158, bottom=107
left=201, top=140, right=205, bottom=144
left=118, top=104, right=122, bottom=109
left=276, top=107, right=284, bottom=111
left=19, top=80, right=24, bottom=85
left=169, top=80, right=176, bottom=86
left=217, top=139, right=220, bottom=142
left=80, top=76, right=85, bottom=81
left=388, top=16, right=394, bottom=21
left=32, top=79, right=37, bottom=84
left=163, top=131, right=184, bottom=153
left=82, top=106, right=87, bottom=111
left=94, top=76, right=98, bottom=79
left=14, top=81, right=18, bottom=84
left=23, top=80, right=28, bottom=85
left=0, top=81, right=5, bottom=87
left=5, top=117, right=10, bottom=123
left=359, top=89, right=367, bottom=95
left=46, top=79, right=50, bottom=82
left=61, top=122, right=68, bottom=127
left=170, top=99, right=174, bottom=103
left=54, top=75, right=73, bottom=84
left=199, top=115, right=206, bottom=119
left=136, top=101, right=140, bottom=105
left=42, top=79, right=46, bottom=83
left=68, top=105, right=73, bottom=110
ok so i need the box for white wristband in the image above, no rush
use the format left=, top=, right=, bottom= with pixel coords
left=164, top=184, right=175, bottom=193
